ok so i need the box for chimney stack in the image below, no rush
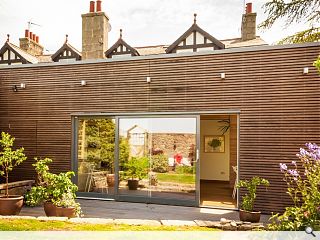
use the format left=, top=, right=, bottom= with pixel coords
left=89, top=1, right=95, bottom=12
left=241, top=2, right=256, bottom=41
left=246, top=3, right=252, bottom=14
left=82, top=0, right=109, bottom=60
left=19, top=29, right=44, bottom=56
left=96, top=0, right=102, bottom=12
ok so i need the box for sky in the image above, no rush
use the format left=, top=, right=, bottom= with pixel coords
left=0, top=0, right=309, bottom=54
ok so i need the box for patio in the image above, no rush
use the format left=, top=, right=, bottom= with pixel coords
left=20, top=199, right=270, bottom=224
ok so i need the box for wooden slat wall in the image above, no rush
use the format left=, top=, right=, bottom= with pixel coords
left=0, top=44, right=319, bottom=213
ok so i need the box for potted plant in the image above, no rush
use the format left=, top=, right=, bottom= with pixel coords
left=54, top=192, right=82, bottom=218
left=237, top=176, right=269, bottom=223
left=0, top=132, right=27, bottom=215
left=124, top=157, right=148, bottom=190
left=25, top=158, right=81, bottom=217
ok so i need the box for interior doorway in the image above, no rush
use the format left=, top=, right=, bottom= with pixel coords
left=199, top=114, right=238, bottom=208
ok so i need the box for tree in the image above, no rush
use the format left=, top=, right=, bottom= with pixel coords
left=259, top=0, right=320, bottom=44
left=0, top=132, right=27, bottom=197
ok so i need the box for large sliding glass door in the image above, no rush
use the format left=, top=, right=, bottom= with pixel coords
left=74, top=114, right=199, bottom=206
left=117, top=116, right=198, bottom=205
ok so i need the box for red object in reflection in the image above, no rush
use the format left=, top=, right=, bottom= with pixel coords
left=174, top=153, right=183, bottom=164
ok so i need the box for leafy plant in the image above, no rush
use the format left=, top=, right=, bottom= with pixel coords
left=175, top=166, right=194, bottom=174
left=218, top=119, right=230, bottom=135
left=151, top=154, right=168, bottom=173
left=269, top=143, right=320, bottom=230
left=237, top=176, right=269, bottom=212
left=0, top=132, right=27, bottom=197
left=259, top=0, right=320, bottom=44
left=25, top=158, right=81, bottom=216
left=53, top=192, right=82, bottom=217
left=123, top=157, right=148, bottom=180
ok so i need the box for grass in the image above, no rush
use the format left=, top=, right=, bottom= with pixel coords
left=156, top=173, right=195, bottom=184
left=0, top=219, right=218, bottom=231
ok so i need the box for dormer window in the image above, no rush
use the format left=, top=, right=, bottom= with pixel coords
left=105, top=29, right=139, bottom=58
left=166, top=14, right=225, bottom=54
left=0, top=34, right=38, bottom=66
left=51, top=35, right=81, bottom=62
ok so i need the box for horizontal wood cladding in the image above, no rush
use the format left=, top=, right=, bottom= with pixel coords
left=0, top=44, right=319, bottom=213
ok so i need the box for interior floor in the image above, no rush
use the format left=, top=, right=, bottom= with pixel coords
left=200, top=180, right=237, bottom=208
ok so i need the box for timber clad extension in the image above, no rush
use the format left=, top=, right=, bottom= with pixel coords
left=0, top=43, right=319, bottom=213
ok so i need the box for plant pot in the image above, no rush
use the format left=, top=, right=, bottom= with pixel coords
left=0, top=195, right=23, bottom=215
left=239, top=209, right=261, bottom=223
left=56, top=206, right=76, bottom=218
left=128, top=179, right=139, bottom=190
left=107, top=174, right=115, bottom=187
left=44, top=202, right=58, bottom=217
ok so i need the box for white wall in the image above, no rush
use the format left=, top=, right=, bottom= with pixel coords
left=200, top=120, right=230, bottom=181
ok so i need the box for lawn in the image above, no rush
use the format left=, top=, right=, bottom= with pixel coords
left=156, top=173, right=195, bottom=184
left=0, top=219, right=217, bottom=231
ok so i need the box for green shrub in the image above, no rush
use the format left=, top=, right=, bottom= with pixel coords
left=123, top=157, right=149, bottom=180
left=236, top=176, right=269, bottom=212
left=269, top=143, right=320, bottom=230
left=25, top=158, right=82, bottom=217
left=175, top=165, right=194, bottom=174
left=151, top=154, right=168, bottom=173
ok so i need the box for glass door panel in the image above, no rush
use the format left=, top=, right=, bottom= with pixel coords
left=77, top=118, right=115, bottom=196
left=148, top=118, right=197, bottom=202
left=118, top=116, right=197, bottom=203
left=118, top=118, right=149, bottom=197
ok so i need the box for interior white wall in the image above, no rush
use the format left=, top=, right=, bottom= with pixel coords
left=200, top=120, right=230, bottom=181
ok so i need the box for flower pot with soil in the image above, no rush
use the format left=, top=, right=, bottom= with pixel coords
left=0, top=132, right=27, bottom=215
left=107, top=174, right=115, bottom=187
left=236, top=176, right=269, bottom=223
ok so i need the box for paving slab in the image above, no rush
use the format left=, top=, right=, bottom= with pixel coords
left=37, top=217, right=68, bottom=221
left=114, top=219, right=161, bottom=226
left=69, top=218, right=114, bottom=224
left=0, top=215, right=36, bottom=220
left=194, top=220, right=220, bottom=227
left=161, top=220, right=197, bottom=226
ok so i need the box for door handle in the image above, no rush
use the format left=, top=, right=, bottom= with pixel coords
left=196, top=149, right=199, bottom=162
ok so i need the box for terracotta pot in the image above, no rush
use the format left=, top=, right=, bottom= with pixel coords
left=239, top=209, right=261, bottom=223
left=44, top=202, right=57, bottom=217
left=0, top=195, right=23, bottom=215
left=56, top=206, right=76, bottom=218
left=128, top=179, right=139, bottom=190
left=107, top=174, right=115, bottom=187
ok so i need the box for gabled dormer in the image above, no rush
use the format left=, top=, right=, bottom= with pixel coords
left=105, top=29, right=139, bottom=58
left=0, top=34, right=38, bottom=66
left=51, top=35, right=82, bottom=62
left=166, top=14, right=225, bottom=54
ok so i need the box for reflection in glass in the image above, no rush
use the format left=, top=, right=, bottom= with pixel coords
left=118, top=118, right=196, bottom=202
left=77, top=118, right=124, bottom=195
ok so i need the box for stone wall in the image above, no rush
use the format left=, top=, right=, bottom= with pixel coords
left=151, top=133, right=196, bottom=159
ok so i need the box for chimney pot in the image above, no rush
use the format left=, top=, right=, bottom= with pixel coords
left=32, top=33, right=36, bottom=41
left=90, top=1, right=95, bottom=12
left=25, top=29, right=29, bottom=38
left=36, top=36, right=39, bottom=43
left=96, top=0, right=102, bottom=12
left=246, top=3, right=252, bottom=14
left=29, top=31, right=33, bottom=39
